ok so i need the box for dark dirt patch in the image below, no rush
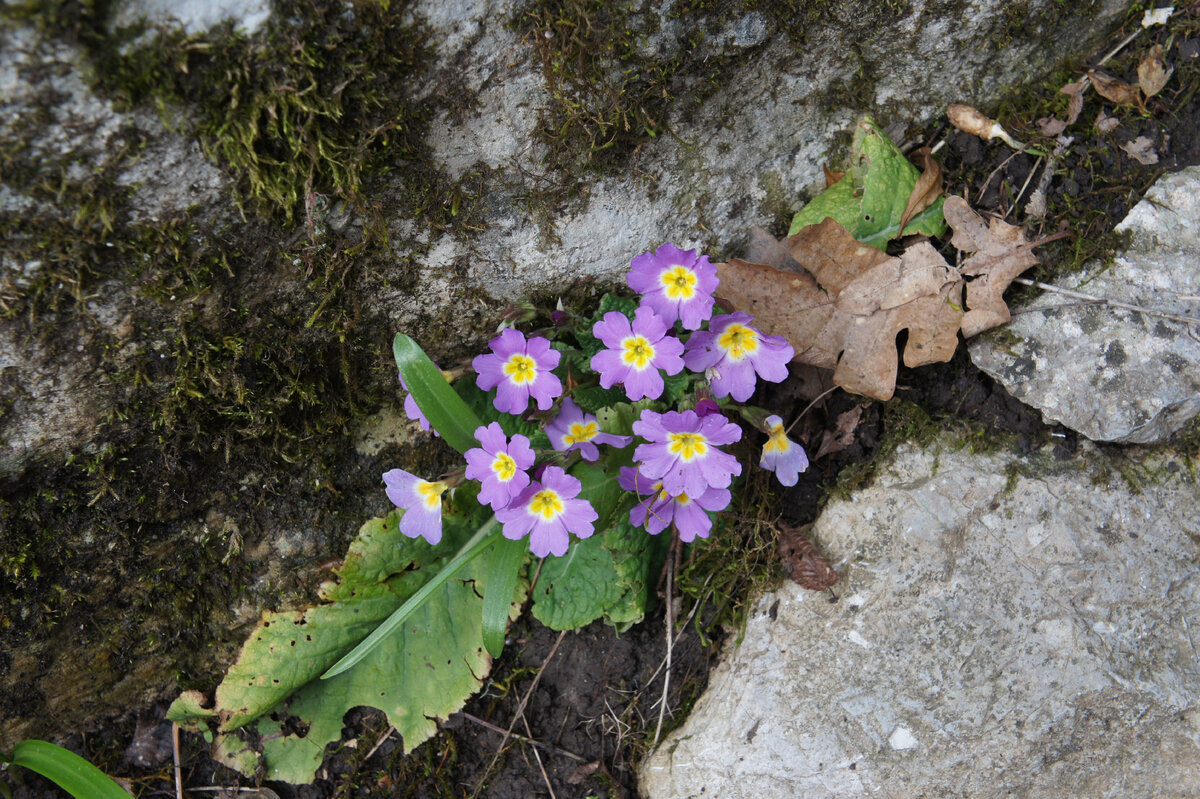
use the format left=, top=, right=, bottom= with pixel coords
left=9, top=6, right=1200, bottom=799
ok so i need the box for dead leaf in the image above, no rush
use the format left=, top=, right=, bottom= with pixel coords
left=1088, top=69, right=1141, bottom=106
left=1121, top=135, right=1159, bottom=165
left=1036, top=116, right=1068, bottom=137
left=1138, top=44, right=1173, bottom=98
left=1060, top=81, right=1085, bottom=125
left=814, top=406, right=863, bottom=460
left=745, top=226, right=802, bottom=272
left=823, top=164, right=846, bottom=188
left=567, top=761, right=601, bottom=785
left=778, top=524, right=839, bottom=590
left=943, top=196, right=1040, bottom=337
left=898, top=147, right=943, bottom=236
left=718, top=199, right=1043, bottom=401
left=1095, top=109, right=1119, bottom=133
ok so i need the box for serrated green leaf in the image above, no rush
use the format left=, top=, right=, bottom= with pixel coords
left=596, top=293, right=638, bottom=319
left=596, top=399, right=656, bottom=437
left=787, top=173, right=859, bottom=235
left=530, top=532, right=627, bottom=630
left=257, top=551, right=494, bottom=783
left=572, top=460, right=627, bottom=533
left=788, top=118, right=946, bottom=249
left=601, top=514, right=672, bottom=626
left=394, top=333, right=482, bottom=453
left=659, top=370, right=694, bottom=406
left=572, top=384, right=627, bottom=413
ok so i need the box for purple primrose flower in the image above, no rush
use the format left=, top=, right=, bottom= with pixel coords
left=473, top=329, right=563, bottom=414
left=683, top=312, right=794, bottom=402
left=619, top=466, right=730, bottom=542
left=398, top=371, right=438, bottom=437
left=632, top=409, right=742, bottom=499
left=759, top=415, right=809, bottom=487
left=590, top=305, right=685, bottom=401
left=383, top=468, right=449, bottom=545
left=627, top=243, right=718, bottom=330
left=496, top=466, right=598, bottom=557
left=546, top=397, right=632, bottom=461
left=465, top=422, right=535, bottom=510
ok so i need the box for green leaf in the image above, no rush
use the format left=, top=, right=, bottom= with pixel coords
left=596, top=399, right=655, bottom=436
left=481, top=535, right=527, bottom=657
left=572, top=384, right=627, bottom=413
left=393, top=333, right=483, bottom=453
left=602, top=516, right=672, bottom=625
left=258, top=549, right=495, bottom=783
left=572, top=460, right=628, bottom=534
left=596, top=293, right=638, bottom=319
left=9, top=741, right=131, bottom=799
left=530, top=532, right=627, bottom=630
left=321, top=518, right=499, bottom=680
left=788, top=117, right=947, bottom=249
left=168, top=509, right=512, bottom=784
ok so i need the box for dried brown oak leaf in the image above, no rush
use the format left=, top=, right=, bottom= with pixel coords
left=778, top=524, right=839, bottom=591
left=898, top=146, right=943, bottom=237
left=814, top=405, right=863, bottom=460
left=718, top=201, right=1041, bottom=401
left=943, top=196, right=1040, bottom=337
left=1088, top=69, right=1141, bottom=107
left=1138, top=44, right=1173, bottom=98
left=719, top=218, right=963, bottom=400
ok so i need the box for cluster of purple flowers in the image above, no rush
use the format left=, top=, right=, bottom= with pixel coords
left=385, top=242, right=810, bottom=556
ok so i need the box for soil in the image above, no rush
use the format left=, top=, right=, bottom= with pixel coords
left=8, top=6, right=1200, bottom=799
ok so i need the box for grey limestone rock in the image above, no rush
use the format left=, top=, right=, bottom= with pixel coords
left=970, top=166, right=1200, bottom=444
left=642, top=442, right=1200, bottom=799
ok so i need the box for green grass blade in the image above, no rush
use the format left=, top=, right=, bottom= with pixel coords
left=321, top=518, right=500, bottom=679
left=481, top=535, right=527, bottom=657
left=9, top=741, right=131, bottom=799
left=393, top=333, right=484, bottom=454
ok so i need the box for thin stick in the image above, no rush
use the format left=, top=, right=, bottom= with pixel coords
left=1007, top=155, right=1042, bottom=219
left=786, top=385, right=839, bottom=436
left=361, top=725, right=395, bottom=764
left=521, top=714, right=557, bottom=799
left=1012, top=278, right=1200, bottom=327
left=172, top=723, right=183, bottom=799
left=461, top=713, right=587, bottom=762
left=652, top=534, right=678, bottom=748
left=475, top=629, right=569, bottom=796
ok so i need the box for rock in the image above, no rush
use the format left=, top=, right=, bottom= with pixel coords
left=970, top=167, right=1200, bottom=443
left=114, top=0, right=272, bottom=34
left=642, top=443, right=1200, bottom=798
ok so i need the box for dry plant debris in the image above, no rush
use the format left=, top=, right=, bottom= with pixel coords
left=717, top=198, right=1045, bottom=401
left=777, top=524, right=839, bottom=591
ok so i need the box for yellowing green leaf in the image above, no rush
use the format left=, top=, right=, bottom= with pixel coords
left=789, top=118, right=947, bottom=249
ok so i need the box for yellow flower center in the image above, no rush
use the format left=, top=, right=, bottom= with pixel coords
left=668, top=432, right=708, bottom=461
left=529, top=489, right=564, bottom=520
left=503, top=354, right=537, bottom=384
left=660, top=265, right=697, bottom=300
left=492, top=453, right=517, bottom=481
left=417, top=480, right=448, bottom=509
left=763, top=424, right=790, bottom=454
left=716, top=323, right=759, bottom=360
left=565, top=421, right=598, bottom=445
left=621, top=335, right=656, bottom=369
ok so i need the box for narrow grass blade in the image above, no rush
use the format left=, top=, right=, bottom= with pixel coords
left=393, top=333, right=483, bottom=454
left=481, top=535, right=527, bottom=657
left=321, top=518, right=499, bottom=679
left=9, top=740, right=132, bottom=799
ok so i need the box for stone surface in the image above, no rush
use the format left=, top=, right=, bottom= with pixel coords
left=642, top=443, right=1200, bottom=799
left=113, top=0, right=272, bottom=34
left=970, top=167, right=1200, bottom=443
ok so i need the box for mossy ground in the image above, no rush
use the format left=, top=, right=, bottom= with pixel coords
left=0, top=0, right=506, bottom=746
